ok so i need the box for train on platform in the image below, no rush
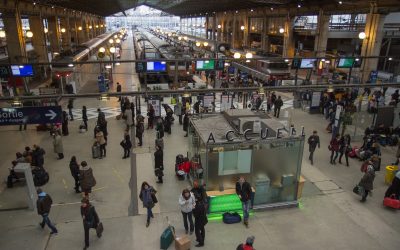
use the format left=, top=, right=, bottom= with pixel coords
left=133, top=28, right=192, bottom=88
left=51, top=32, right=119, bottom=93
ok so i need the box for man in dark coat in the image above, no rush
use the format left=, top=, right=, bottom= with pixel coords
left=62, top=111, right=69, bottom=136
left=37, top=189, right=58, bottom=234
left=136, top=116, right=144, bottom=146
left=307, top=131, right=320, bottom=165
left=154, top=145, right=164, bottom=183
left=82, top=106, right=88, bottom=130
left=69, top=156, right=80, bottom=193
left=273, top=96, right=284, bottom=118
left=236, top=176, right=252, bottom=228
left=193, top=200, right=207, bottom=247
left=183, top=112, right=190, bottom=137
left=81, top=198, right=101, bottom=250
left=32, top=144, right=45, bottom=168
left=116, top=82, right=122, bottom=101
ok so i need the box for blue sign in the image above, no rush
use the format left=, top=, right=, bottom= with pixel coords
left=11, top=65, right=34, bottom=77
left=97, top=75, right=106, bottom=92
left=147, top=61, right=167, bottom=72
left=0, top=106, right=62, bottom=125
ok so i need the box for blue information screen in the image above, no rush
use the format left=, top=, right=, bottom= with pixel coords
left=11, top=65, right=34, bottom=77
left=146, top=61, right=167, bottom=72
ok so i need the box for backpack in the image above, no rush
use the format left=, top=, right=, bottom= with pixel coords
left=33, top=168, right=49, bottom=186
left=222, top=212, right=241, bottom=224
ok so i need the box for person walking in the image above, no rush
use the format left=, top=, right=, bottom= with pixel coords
left=174, top=101, right=183, bottom=125
left=95, top=127, right=106, bottom=159
left=130, top=102, right=135, bottom=126
left=81, top=197, right=102, bottom=250
left=69, top=156, right=80, bottom=193
left=179, top=189, right=195, bottom=234
left=62, top=111, right=69, bottom=136
left=147, top=105, right=155, bottom=129
left=53, top=131, right=64, bottom=160
left=67, top=99, right=74, bottom=121
left=121, top=133, right=132, bottom=159
left=273, top=96, right=283, bottom=118
left=329, top=134, right=340, bottom=164
left=79, top=161, right=96, bottom=198
left=235, top=176, right=252, bottom=228
left=154, top=145, right=164, bottom=183
left=358, top=165, right=376, bottom=202
left=116, top=82, right=122, bottom=101
left=307, top=131, right=320, bottom=165
left=139, top=181, right=157, bottom=227
left=82, top=106, right=88, bottom=130
left=339, top=134, right=351, bottom=166
left=156, top=118, right=165, bottom=139
left=193, top=199, right=207, bottom=247
left=236, top=236, right=255, bottom=250
left=36, top=188, right=58, bottom=235
left=183, top=112, right=190, bottom=137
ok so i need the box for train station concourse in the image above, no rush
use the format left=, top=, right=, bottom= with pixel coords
left=1, top=0, right=400, bottom=249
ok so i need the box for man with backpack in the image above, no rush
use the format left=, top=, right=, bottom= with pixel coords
left=236, top=176, right=252, bottom=228
left=307, top=131, right=320, bottom=165
left=36, top=188, right=58, bottom=235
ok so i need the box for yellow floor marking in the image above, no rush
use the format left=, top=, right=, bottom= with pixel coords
left=112, top=167, right=125, bottom=184
left=62, top=179, right=68, bottom=189
left=92, top=186, right=107, bottom=192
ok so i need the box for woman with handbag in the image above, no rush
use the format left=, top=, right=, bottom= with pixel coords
left=329, top=134, right=340, bottom=165
left=179, top=189, right=196, bottom=235
left=81, top=198, right=103, bottom=250
left=339, top=134, right=351, bottom=166
left=139, top=181, right=157, bottom=227
left=358, top=165, right=376, bottom=202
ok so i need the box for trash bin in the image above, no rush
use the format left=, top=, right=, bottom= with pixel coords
left=385, top=166, right=399, bottom=185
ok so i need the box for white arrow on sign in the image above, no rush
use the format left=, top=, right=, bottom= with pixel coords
left=45, top=110, right=57, bottom=120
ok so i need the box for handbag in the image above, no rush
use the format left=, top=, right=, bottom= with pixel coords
left=353, top=185, right=365, bottom=197
left=151, top=192, right=158, bottom=204
left=155, top=168, right=164, bottom=177
left=96, top=222, right=104, bottom=237
left=383, top=195, right=400, bottom=209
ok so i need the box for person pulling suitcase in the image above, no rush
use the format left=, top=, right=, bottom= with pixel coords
left=81, top=198, right=103, bottom=250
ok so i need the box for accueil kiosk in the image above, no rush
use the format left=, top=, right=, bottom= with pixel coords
left=187, top=110, right=305, bottom=218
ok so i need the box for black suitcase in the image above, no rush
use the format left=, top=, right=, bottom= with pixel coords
left=92, top=144, right=101, bottom=159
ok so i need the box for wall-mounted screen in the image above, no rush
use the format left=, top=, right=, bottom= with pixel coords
left=196, top=60, right=215, bottom=70
left=11, top=65, right=34, bottom=77
left=146, top=61, right=167, bottom=72
left=337, top=58, right=355, bottom=68
left=353, top=58, right=362, bottom=68
left=299, top=59, right=317, bottom=69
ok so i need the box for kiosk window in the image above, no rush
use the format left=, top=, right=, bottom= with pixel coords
left=218, top=150, right=252, bottom=175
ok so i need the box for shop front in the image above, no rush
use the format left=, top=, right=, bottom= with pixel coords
left=186, top=110, right=305, bottom=218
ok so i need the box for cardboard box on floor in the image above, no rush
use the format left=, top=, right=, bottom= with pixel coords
left=175, top=235, right=191, bottom=250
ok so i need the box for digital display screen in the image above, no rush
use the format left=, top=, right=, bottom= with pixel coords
left=353, top=58, right=362, bottom=68
left=11, top=65, right=34, bottom=77
left=196, top=60, right=215, bottom=70
left=337, top=58, right=355, bottom=68
left=300, top=59, right=317, bottom=69
left=146, top=61, right=166, bottom=72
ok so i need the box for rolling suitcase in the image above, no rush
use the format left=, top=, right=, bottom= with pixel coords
left=160, top=225, right=174, bottom=250
left=92, top=143, right=101, bottom=159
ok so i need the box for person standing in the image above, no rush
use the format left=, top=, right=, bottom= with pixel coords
left=136, top=116, right=144, bottom=147
left=36, top=188, right=58, bottom=235
left=95, top=127, right=106, bottom=159
left=126, top=104, right=134, bottom=129
left=147, top=104, right=155, bottom=129
left=329, top=134, right=340, bottom=165
left=130, top=102, right=135, bottom=126
left=307, top=131, right=320, bottom=165
left=193, top=199, right=207, bottom=247
left=191, top=180, right=207, bottom=205
left=236, top=176, right=252, bottom=228
left=358, top=165, right=376, bottom=202
left=139, top=181, right=157, bottom=227
left=79, top=161, right=96, bottom=198
left=174, top=101, right=183, bottom=125
left=116, top=82, right=122, bottom=102
left=81, top=198, right=102, bottom=250
left=273, top=96, right=283, bottom=118
left=339, top=134, right=351, bottom=166
left=53, top=131, right=64, bottom=160
left=154, top=145, right=164, bottom=183
left=82, top=106, right=88, bottom=130
left=69, top=156, right=80, bottom=193
left=156, top=118, right=165, bottom=139
left=121, top=133, right=132, bottom=159
left=236, top=236, right=255, bottom=250
left=62, top=111, right=69, bottom=136
left=67, top=99, right=74, bottom=121
left=32, top=144, right=45, bottom=168
left=179, top=189, right=195, bottom=234
left=183, top=112, right=190, bottom=137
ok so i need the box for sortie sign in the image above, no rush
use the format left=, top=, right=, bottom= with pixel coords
left=0, top=106, right=62, bottom=125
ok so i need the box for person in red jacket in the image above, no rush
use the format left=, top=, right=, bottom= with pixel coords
left=236, top=236, right=255, bottom=250
left=329, top=134, right=340, bottom=165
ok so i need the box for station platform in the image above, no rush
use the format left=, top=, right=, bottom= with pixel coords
left=0, top=36, right=399, bottom=250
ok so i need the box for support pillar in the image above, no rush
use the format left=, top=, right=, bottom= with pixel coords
left=59, top=17, right=71, bottom=51
left=261, top=15, right=268, bottom=51
left=29, top=15, right=49, bottom=63
left=2, top=11, right=26, bottom=63
left=212, top=15, right=217, bottom=41
left=314, top=9, right=330, bottom=57
left=79, top=19, right=88, bottom=43
left=360, top=3, right=385, bottom=84
left=232, top=13, right=237, bottom=49
left=205, top=16, right=209, bottom=39
left=48, top=16, right=61, bottom=54
left=283, top=15, right=295, bottom=57
left=69, top=17, right=78, bottom=48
